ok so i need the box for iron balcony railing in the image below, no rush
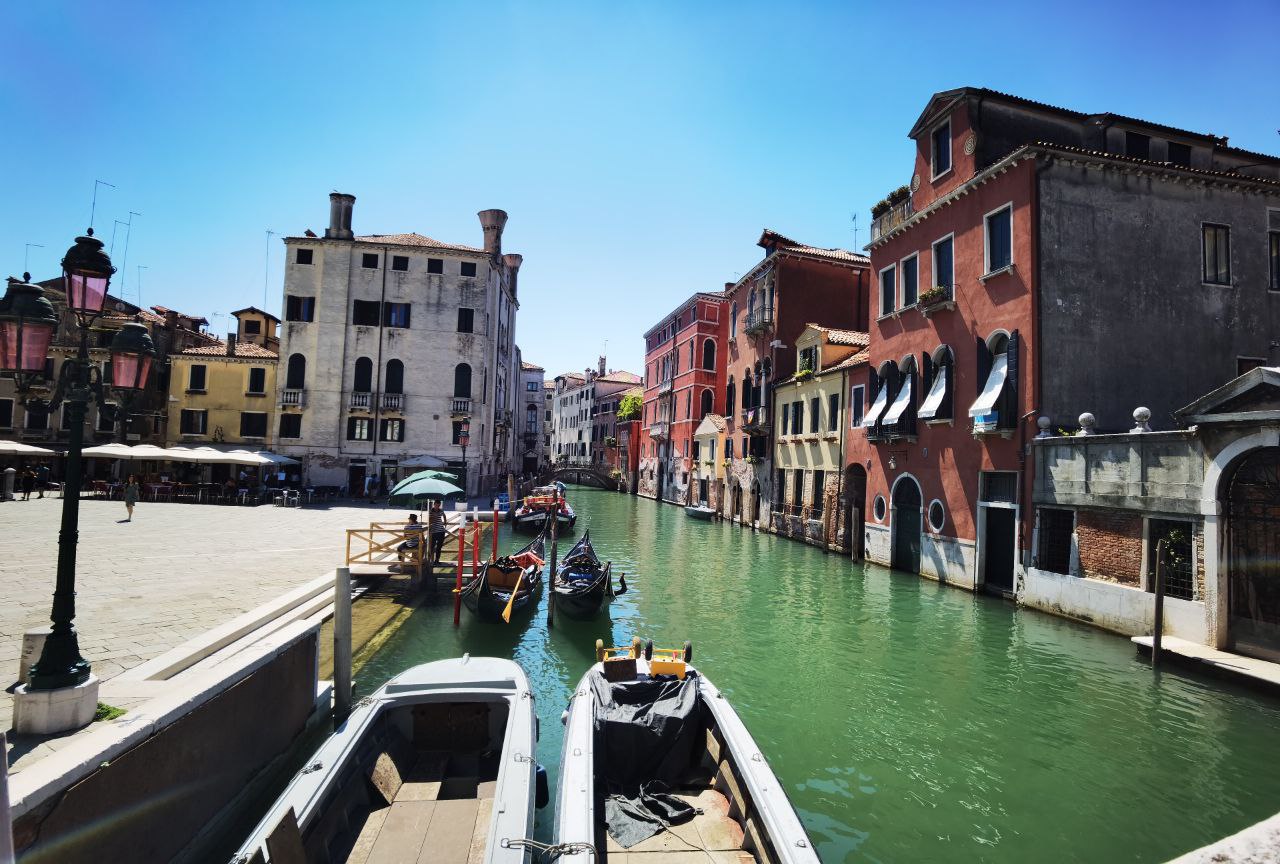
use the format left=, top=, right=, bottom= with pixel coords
left=870, top=197, right=914, bottom=242
left=349, top=391, right=372, bottom=410
left=741, top=405, right=769, bottom=433
left=648, top=421, right=669, bottom=440
left=743, top=310, right=774, bottom=335
left=280, top=388, right=306, bottom=407
left=381, top=393, right=404, bottom=411
left=451, top=398, right=472, bottom=415
left=657, top=378, right=673, bottom=395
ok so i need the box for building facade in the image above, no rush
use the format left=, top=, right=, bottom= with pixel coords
left=638, top=292, right=727, bottom=503
left=589, top=372, right=642, bottom=471
left=549, top=360, right=638, bottom=467
left=690, top=413, right=727, bottom=510
left=719, top=230, right=871, bottom=527
left=861, top=86, right=1280, bottom=593
left=519, top=360, right=545, bottom=476
left=276, top=193, right=523, bottom=496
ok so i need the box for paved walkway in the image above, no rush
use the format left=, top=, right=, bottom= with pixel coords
left=0, top=495, right=425, bottom=740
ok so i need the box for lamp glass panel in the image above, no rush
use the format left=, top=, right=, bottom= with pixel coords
left=110, top=352, right=152, bottom=390
left=66, top=272, right=109, bottom=314
left=0, top=319, right=55, bottom=372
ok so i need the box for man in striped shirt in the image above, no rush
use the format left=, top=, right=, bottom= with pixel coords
left=427, top=501, right=447, bottom=566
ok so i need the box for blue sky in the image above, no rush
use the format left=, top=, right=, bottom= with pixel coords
left=3, top=1, right=1276, bottom=378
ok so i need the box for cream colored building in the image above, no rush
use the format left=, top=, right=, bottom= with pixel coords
left=690, top=414, right=726, bottom=509
left=772, top=324, right=867, bottom=548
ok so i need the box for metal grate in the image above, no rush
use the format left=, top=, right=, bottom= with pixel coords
left=1149, top=519, right=1195, bottom=601
left=1037, top=508, right=1074, bottom=575
left=981, top=471, right=1019, bottom=504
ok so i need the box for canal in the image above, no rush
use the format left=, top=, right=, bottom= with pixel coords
left=358, top=487, right=1280, bottom=863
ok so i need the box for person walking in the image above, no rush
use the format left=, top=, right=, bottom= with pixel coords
left=428, top=500, right=447, bottom=567
left=123, top=474, right=140, bottom=521
left=36, top=463, right=50, bottom=498
left=20, top=468, right=35, bottom=501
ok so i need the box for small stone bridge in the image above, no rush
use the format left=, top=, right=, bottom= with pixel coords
left=540, top=465, right=619, bottom=491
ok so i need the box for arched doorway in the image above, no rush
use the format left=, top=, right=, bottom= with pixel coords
left=751, top=481, right=761, bottom=525
left=1226, top=447, right=1280, bottom=661
left=731, top=482, right=743, bottom=522
left=844, top=464, right=867, bottom=560
left=890, top=475, right=922, bottom=573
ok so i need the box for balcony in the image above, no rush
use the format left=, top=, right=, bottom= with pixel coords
left=381, top=393, right=404, bottom=412
left=280, top=388, right=306, bottom=407
left=743, top=310, right=774, bottom=336
left=451, top=398, right=472, bottom=415
left=657, top=379, right=673, bottom=395
left=496, top=409, right=512, bottom=428
left=349, top=391, right=372, bottom=410
left=648, top=421, right=669, bottom=441
left=740, top=405, right=769, bottom=435
left=870, top=197, right=914, bottom=242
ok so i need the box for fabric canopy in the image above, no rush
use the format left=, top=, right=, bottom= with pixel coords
left=0, top=440, right=56, bottom=455
left=399, top=454, right=448, bottom=469
left=882, top=375, right=913, bottom=425
left=861, top=382, right=890, bottom=427
left=918, top=366, right=948, bottom=421
left=81, top=443, right=149, bottom=460
left=254, top=450, right=300, bottom=466
left=969, top=355, right=1009, bottom=418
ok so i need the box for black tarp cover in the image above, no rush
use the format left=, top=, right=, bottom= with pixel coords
left=589, top=670, right=703, bottom=847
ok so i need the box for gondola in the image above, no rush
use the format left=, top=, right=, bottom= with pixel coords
left=232, top=657, right=548, bottom=864
left=458, top=530, right=546, bottom=621
left=511, top=486, right=577, bottom=534
left=555, top=640, right=819, bottom=864
left=553, top=531, right=626, bottom=620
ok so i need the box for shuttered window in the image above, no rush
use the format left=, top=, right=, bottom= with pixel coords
left=1202, top=224, right=1231, bottom=285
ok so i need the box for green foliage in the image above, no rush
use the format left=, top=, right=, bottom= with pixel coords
left=94, top=702, right=126, bottom=722
left=617, top=393, right=643, bottom=422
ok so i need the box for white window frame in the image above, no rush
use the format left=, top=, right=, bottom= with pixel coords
left=878, top=264, right=897, bottom=318
left=1201, top=221, right=1232, bottom=287
left=96, top=405, right=116, bottom=433
left=930, top=117, right=953, bottom=181
left=982, top=202, right=1014, bottom=277
left=931, top=233, right=955, bottom=296
left=899, top=252, right=919, bottom=308
left=849, top=384, right=865, bottom=429
left=0, top=397, right=13, bottom=430
left=181, top=408, right=208, bottom=436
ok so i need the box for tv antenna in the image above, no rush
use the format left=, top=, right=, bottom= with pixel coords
left=119, top=211, right=141, bottom=293
left=263, top=229, right=277, bottom=308
left=89, top=179, right=115, bottom=231
left=136, top=265, right=148, bottom=307
left=24, top=243, right=44, bottom=274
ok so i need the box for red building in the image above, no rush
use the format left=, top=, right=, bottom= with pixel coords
left=638, top=292, right=728, bottom=503
left=720, top=230, right=870, bottom=527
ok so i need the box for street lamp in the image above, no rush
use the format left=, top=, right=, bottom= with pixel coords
left=459, top=417, right=471, bottom=497
left=0, top=230, right=155, bottom=701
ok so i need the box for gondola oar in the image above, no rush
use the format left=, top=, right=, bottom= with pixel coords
left=501, top=568, right=524, bottom=623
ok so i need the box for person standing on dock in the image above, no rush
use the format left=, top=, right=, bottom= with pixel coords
left=427, top=501, right=447, bottom=567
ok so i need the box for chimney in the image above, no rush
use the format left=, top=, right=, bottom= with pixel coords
left=598, top=356, right=606, bottom=376
left=478, top=209, right=508, bottom=258
left=502, top=253, right=522, bottom=297
left=164, top=310, right=177, bottom=329
left=724, top=282, right=734, bottom=292
left=326, top=192, right=356, bottom=240
left=226, top=333, right=237, bottom=356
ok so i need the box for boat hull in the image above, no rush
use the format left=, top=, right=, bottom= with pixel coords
left=460, top=563, right=543, bottom=621
left=684, top=505, right=716, bottom=521
left=512, top=511, right=576, bottom=533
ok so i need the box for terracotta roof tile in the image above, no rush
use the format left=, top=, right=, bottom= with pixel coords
left=597, top=371, right=642, bottom=384
left=697, top=414, right=727, bottom=431
left=761, top=228, right=869, bottom=264
left=807, top=325, right=870, bottom=347
left=180, top=341, right=278, bottom=359
left=353, top=233, right=485, bottom=254
left=521, top=361, right=545, bottom=371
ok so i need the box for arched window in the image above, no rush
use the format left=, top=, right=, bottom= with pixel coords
left=702, top=339, right=715, bottom=370
left=700, top=388, right=713, bottom=419
left=730, top=302, right=738, bottom=339
left=689, top=339, right=695, bottom=369
left=760, top=357, right=771, bottom=409
left=726, top=376, right=736, bottom=417
left=286, top=353, right=306, bottom=390
left=384, top=359, right=404, bottom=394
left=920, top=345, right=953, bottom=422
left=454, top=363, right=472, bottom=398
left=353, top=357, right=373, bottom=392
left=743, top=369, right=755, bottom=410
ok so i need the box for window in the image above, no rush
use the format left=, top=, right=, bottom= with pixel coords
left=352, top=300, right=381, bottom=326
left=730, top=302, right=738, bottom=339
left=460, top=261, right=477, bottom=277
left=187, top=364, right=207, bottom=392
left=985, top=206, right=1012, bottom=273
left=980, top=471, right=1018, bottom=504
left=1202, top=223, right=1231, bottom=284
left=295, top=248, right=314, bottom=265
left=361, top=253, right=379, bottom=269
left=1238, top=357, right=1267, bottom=377
left=828, top=393, right=839, bottom=432
left=726, top=438, right=734, bottom=459
left=879, top=266, right=896, bottom=317
left=451, top=420, right=464, bottom=444
left=928, top=500, right=946, bottom=532
left=1269, top=223, right=1279, bottom=292
left=427, top=258, right=444, bottom=274
left=931, top=119, right=952, bottom=178
left=286, top=354, right=306, bottom=389
left=285, top=295, right=315, bottom=322
left=454, top=363, right=472, bottom=398
left=0, top=398, right=12, bottom=429
left=457, top=308, right=474, bottom=333
left=810, top=397, right=820, bottom=432
left=1148, top=519, right=1195, bottom=601
left=96, top=408, right=114, bottom=432
left=1167, top=141, right=1191, bottom=167
left=526, top=380, right=538, bottom=392
left=1037, top=507, right=1074, bottom=575
left=247, top=367, right=266, bottom=394
left=849, top=385, right=865, bottom=428
left=354, top=357, right=373, bottom=392
left=793, top=470, right=804, bottom=511
left=726, top=377, right=735, bottom=416
left=279, top=413, right=302, bottom=439
left=919, top=347, right=954, bottom=422
left=180, top=408, right=207, bottom=435
left=901, top=255, right=918, bottom=307
left=347, top=417, right=372, bottom=441
left=793, top=401, right=804, bottom=435
left=781, top=401, right=790, bottom=435
left=23, top=405, right=47, bottom=430
left=385, top=359, right=404, bottom=394
left=243, top=319, right=261, bottom=335
left=1124, top=131, right=1151, bottom=160
left=873, top=495, right=886, bottom=521
left=383, top=302, right=411, bottom=328
left=240, top=412, right=268, bottom=438
left=380, top=418, right=404, bottom=442
left=812, top=470, right=825, bottom=517
left=933, top=235, right=954, bottom=297
left=703, top=339, right=716, bottom=370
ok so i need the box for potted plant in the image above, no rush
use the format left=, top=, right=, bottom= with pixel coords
left=745, top=455, right=761, bottom=465
left=871, top=199, right=891, bottom=219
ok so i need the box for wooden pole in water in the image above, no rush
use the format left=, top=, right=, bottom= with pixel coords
left=547, top=491, right=559, bottom=628
left=492, top=506, right=499, bottom=561
left=454, top=521, right=464, bottom=626
left=1152, top=539, right=1166, bottom=671
left=334, top=566, right=352, bottom=728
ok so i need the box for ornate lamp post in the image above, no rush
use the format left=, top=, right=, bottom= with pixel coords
left=0, top=230, right=155, bottom=713
left=459, top=417, right=471, bottom=498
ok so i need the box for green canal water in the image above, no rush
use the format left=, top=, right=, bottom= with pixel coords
left=358, top=487, right=1280, bottom=863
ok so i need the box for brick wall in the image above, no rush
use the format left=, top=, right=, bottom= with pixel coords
left=1075, top=510, right=1143, bottom=585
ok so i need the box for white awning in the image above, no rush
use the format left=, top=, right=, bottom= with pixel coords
left=882, top=374, right=913, bottom=425
left=862, top=382, right=890, bottom=427
left=969, top=354, right=1008, bottom=418
left=918, top=366, right=948, bottom=420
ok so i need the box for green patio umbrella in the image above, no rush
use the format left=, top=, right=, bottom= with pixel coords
left=393, top=470, right=458, bottom=490
left=388, top=475, right=464, bottom=507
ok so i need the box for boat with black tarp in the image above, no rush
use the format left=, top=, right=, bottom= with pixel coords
left=553, top=531, right=626, bottom=620
left=458, top=530, right=545, bottom=621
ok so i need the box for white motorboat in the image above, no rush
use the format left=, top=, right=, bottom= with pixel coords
left=232, top=656, right=545, bottom=863
left=555, top=641, right=819, bottom=864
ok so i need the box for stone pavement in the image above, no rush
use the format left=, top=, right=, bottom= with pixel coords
left=0, top=494, right=420, bottom=748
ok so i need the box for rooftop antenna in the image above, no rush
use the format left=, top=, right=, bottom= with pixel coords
left=850, top=211, right=860, bottom=249
left=24, top=243, right=44, bottom=274
left=263, top=229, right=277, bottom=309
left=109, top=219, right=129, bottom=256
left=136, top=265, right=148, bottom=307
left=89, top=179, right=115, bottom=231
left=119, top=211, right=141, bottom=293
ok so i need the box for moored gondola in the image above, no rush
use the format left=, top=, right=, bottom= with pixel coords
left=511, top=486, right=577, bottom=534
left=553, top=531, right=626, bottom=620
left=458, top=530, right=545, bottom=621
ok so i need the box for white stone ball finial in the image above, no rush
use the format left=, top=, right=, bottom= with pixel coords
left=1076, top=412, right=1096, bottom=436
left=1036, top=416, right=1052, bottom=438
left=1131, top=407, right=1152, bottom=433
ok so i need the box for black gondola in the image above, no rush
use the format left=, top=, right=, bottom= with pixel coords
left=553, top=531, right=626, bottom=620
left=459, top=529, right=546, bottom=621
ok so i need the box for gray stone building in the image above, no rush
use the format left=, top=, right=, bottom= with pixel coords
left=276, top=193, right=523, bottom=496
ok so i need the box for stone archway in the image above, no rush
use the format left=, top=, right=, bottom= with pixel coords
left=890, top=474, right=922, bottom=573
left=843, top=464, right=867, bottom=560
left=1225, top=446, right=1280, bottom=661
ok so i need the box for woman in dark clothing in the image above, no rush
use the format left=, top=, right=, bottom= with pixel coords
left=20, top=468, right=35, bottom=501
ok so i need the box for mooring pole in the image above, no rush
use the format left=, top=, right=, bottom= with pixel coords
left=547, top=491, right=559, bottom=628
left=472, top=520, right=481, bottom=571
left=454, top=522, right=464, bottom=626
left=334, top=566, right=352, bottom=729
left=1152, top=539, right=1166, bottom=672
left=492, top=507, right=499, bottom=561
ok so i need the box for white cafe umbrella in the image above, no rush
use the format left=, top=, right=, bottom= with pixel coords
left=399, top=454, right=447, bottom=468
left=254, top=450, right=300, bottom=466
left=0, top=440, right=56, bottom=456
left=81, top=442, right=146, bottom=460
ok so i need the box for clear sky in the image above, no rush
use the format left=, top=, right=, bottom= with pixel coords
left=3, top=2, right=1276, bottom=378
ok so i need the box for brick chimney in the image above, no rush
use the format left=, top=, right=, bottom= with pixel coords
left=478, top=209, right=508, bottom=258
left=503, top=253, right=522, bottom=296
left=326, top=192, right=356, bottom=240
left=598, top=356, right=606, bottom=376
left=226, top=333, right=237, bottom=356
